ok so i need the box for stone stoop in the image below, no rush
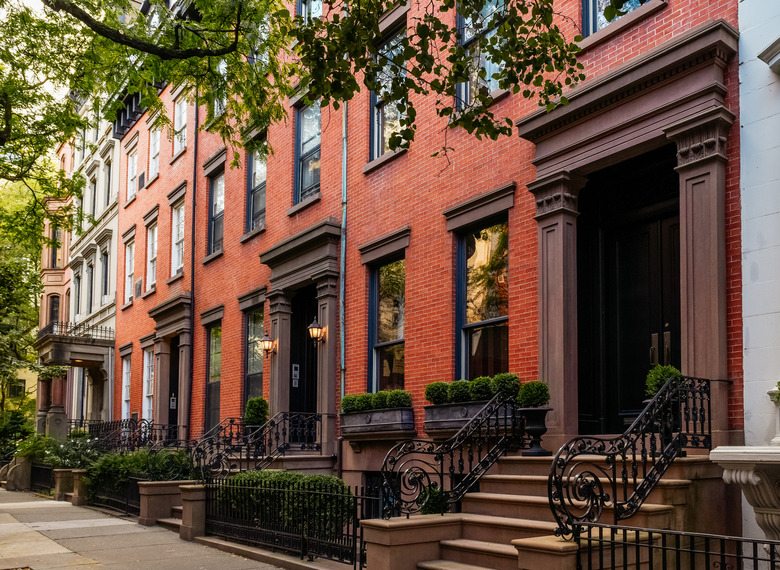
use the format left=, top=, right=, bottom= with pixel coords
left=230, top=453, right=337, bottom=475
left=400, top=452, right=727, bottom=570
left=157, top=504, right=184, bottom=532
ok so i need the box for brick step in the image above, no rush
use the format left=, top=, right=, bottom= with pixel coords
left=171, top=505, right=182, bottom=520
left=459, top=513, right=556, bottom=543
left=495, top=453, right=716, bottom=480
left=157, top=517, right=182, bottom=532
left=439, top=538, right=518, bottom=570
left=418, top=559, right=495, bottom=570
left=460, top=492, right=673, bottom=529
left=479, top=474, right=691, bottom=505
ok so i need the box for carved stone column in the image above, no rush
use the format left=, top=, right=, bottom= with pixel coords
left=36, top=378, right=50, bottom=434
left=154, top=338, right=171, bottom=427
left=528, top=171, right=587, bottom=444
left=664, top=107, right=735, bottom=441
left=316, top=275, right=339, bottom=456
left=47, top=373, right=68, bottom=440
left=268, top=291, right=292, bottom=417
left=178, top=331, right=192, bottom=440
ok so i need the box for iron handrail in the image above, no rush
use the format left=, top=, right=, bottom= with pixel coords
left=191, top=411, right=322, bottom=479
left=380, top=389, right=528, bottom=518
left=548, top=375, right=712, bottom=538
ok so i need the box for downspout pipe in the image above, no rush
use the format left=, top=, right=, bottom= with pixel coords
left=337, top=102, right=347, bottom=478
left=188, top=92, right=199, bottom=441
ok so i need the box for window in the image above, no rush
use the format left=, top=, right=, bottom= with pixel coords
left=298, top=0, right=322, bottom=20
left=51, top=226, right=63, bottom=268
left=48, top=294, right=60, bottom=324
left=149, top=129, right=160, bottom=179
left=143, top=348, right=154, bottom=420
left=171, top=202, right=185, bottom=274
left=295, top=103, right=321, bottom=203
left=208, top=172, right=225, bottom=254
left=370, top=259, right=406, bottom=391
left=124, top=241, right=134, bottom=304
left=583, top=0, right=642, bottom=36
left=86, top=263, right=94, bottom=314
left=174, top=98, right=187, bottom=155
left=7, top=378, right=25, bottom=399
left=247, top=149, right=266, bottom=231
left=79, top=128, right=86, bottom=162
left=90, top=178, right=97, bottom=217
left=245, top=310, right=264, bottom=400
left=74, top=273, right=82, bottom=317
left=104, top=161, right=112, bottom=206
left=122, top=356, right=131, bottom=420
left=146, top=224, right=157, bottom=289
left=371, top=29, right=406, bottom=160
left=127, top=149, right=137, bottom=201
left=214, top=60, right=227, bottom=117
left=457, top=0, right=504, bottom=108
left=206, top=325, right=222, bottom=430
left=457, top=220, right=508, bottom=379
left=101, top=250, right=109, bottom=302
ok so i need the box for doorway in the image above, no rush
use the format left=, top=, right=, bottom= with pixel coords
left=289, top=285, right=318, bottom=414
left=578, top=146, right=681, bottom=434
left=168, top=335, right=180, bottom=432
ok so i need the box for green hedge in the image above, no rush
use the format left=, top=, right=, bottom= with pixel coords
left=87, top=448, right=195, bottom=497
left=341, top=390, right=412, bottom=413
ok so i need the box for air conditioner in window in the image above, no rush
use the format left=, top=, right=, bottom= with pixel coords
left=134, top=278, right=143, bottom=300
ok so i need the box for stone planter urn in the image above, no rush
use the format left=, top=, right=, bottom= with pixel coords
left=340, top=408, right=415, bottom=439
left=768, top=388, right=780, bottom=446
left=519, top=407, right=552, bottom=456
left=423, top=401, right=490, bottom=439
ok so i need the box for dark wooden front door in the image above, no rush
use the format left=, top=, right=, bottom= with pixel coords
left=578, top=145, right=681, bottom=434
left=289, top=285, right=318, bottom=414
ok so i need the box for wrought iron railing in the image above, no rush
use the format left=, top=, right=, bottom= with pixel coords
left=30, top=462, right=55, bottom=493
left=205, top=477, right=372, bottom=568
left=548, top=375, right=713, bottom=538
left=89, top=474, right=147, bottom=515
left=77, top=419, right=185, bottom=452
left=38, top=321, right=115, bottom=341
left=192, top=412, right=322, bottom=479
left=381, top=389, right=528, bottom=518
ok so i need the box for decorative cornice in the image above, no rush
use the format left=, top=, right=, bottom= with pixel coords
left=664, top=107, right=735, bottom=167
left=358, top=227, right=411, bottom=265
left=268, top=291, right=292, bottom=314
left=527, top=172, right=587, bottom=220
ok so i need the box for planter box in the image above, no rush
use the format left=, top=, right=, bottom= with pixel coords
left=424, top=401, right=490, bottom=438
left=340, top=408, right=415, bottom=440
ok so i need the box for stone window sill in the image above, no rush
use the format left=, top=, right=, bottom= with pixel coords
left=363, top=148, right=408, bottom=175
left=578, top=0, right=668, bottom=53
left=169, top=148, right=186, bottom=165
left=120, top=299, right=133, bottom=310
left=166, top=271, right=184, bottom=285
left=240, top=224, right=266, bottom=243
left=287, top=192, right=321, bottom=217
left=124, top=194, right=136, bottom=208
left=141, top=285, right=156, bottom=299
left=202, top=249, right=223, bottom=265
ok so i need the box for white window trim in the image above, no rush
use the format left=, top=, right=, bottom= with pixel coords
left=125, top=241, right=134, bottom=304
left=149, top=129, right=160, bottom=179
left=146, top=224, right=157, bottom=289
left=127, top=150, right=137, bottom=201
left=172, top=202, right=185, bottom=274
left=174, top=99, right=187, bottom=155
left=142, top=349, right=154, bottom=421
left=122, top=357, right=131, bottom=420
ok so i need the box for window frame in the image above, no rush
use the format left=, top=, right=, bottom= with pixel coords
left=86, top=263, right=94, bottom=314
left=294, top=102, right=321, bottom=204
left=368, top=256, right=406, bottom=392
left=146, top=223, right=157, bottom=290
left=206, top=323, right=222, bottom=430
left=149, top=128, right=160, bottom=179
left=171, top=201, right=185, bottom=275
left=104, top=161, right=112, bottom=206
left=455, top=217, right=509, bottom=380
left=174, top=97, right=187, bottom=155
left=370, top=27, right=407, bottom=161
left=456, top=0, right=504, bottom=109
left=121, top=356, right=131, bottom=420
left=246, top=148, right=267, bottom=231
left=213, top=60, right=228, bottom=118
left=90, top=178, right=97, bottom=217
left=48, top=294, right=60, bottom=324
left=297, top=0, right=322, bottom=20
left=74, top=272, right=82, bottom=317
left=101, top=250, right=110, bottom=302
left=582, top=0, right=643, bottom=37
left=127, top=149, right=137, bottom=201
left=124, top=240, right=134, bottom=304
left=51, top=225, right=62, bottom=268
left=142, top=348, right=155, bottom=421
left=208, top=171, right=225, bottom=254
left=244, top=309, right=264, bottom=404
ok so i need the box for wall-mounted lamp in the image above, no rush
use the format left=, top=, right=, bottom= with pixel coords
left=261, top=330, right=276, bottom=357
left=308, top=316, right=325, bottom=344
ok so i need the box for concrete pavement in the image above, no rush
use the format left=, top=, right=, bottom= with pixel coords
left=0, top=488, right=285, bottom=570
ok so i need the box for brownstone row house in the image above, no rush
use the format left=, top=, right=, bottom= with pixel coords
left=37, top=0, right=747, bottom=556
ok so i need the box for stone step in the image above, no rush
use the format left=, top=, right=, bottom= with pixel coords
left=65, top=492, right=74, bottom=502
left=171, top=505, right=182, bottom=520
left=439, top=538, right=518, bottom=570
left=157, top=517, right=182, bottom=533
left=460, top=492, right=673, bottom=529
left=479, top=474, right=691, bottom=506
left=459, top=513, right=556, bottom=543
left=418, top=559, right=496, bottom=570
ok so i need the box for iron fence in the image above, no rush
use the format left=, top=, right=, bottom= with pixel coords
left=205, top=477, right=376, bottom=568
left=576, top=522, right=780, bottom=570
left=30, top=463, right=55, bottom=493
left=89, top=475, right=146, bottom=515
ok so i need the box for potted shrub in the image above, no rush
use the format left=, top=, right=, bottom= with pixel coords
left=645, top=364, right=682, bottom=447
left=423, top=376, right=501, bottom=438
left=645, top=364, right=682, bottom=398
left=340, top=389, right=415, bottom=439
left=517, top=380, right=552, bottom=457
left=244, top=397, right=269, bottom=427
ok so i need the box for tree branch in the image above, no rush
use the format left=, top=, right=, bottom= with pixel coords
left=41, top=0, right=241, bottom=60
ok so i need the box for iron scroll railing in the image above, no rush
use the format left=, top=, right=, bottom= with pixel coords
left=38, top=321, right=115, bottom=341
left=192, top=412, right=322, bottom=479
left=70, top=418, right=185, bottom=452
left=548, top=375, right=715, bottom=539
left=381, top=389, right=529, bottom=518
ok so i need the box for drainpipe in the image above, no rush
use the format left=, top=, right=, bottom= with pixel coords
left=337, top=102, right=348, bottom=478
left=188, top=92, right=199, bottom=441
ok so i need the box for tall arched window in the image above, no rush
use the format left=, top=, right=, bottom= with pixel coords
left=48, top=294, right=60, bottom=324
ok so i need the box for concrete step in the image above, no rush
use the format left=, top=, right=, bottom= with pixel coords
left=171, top=505, right=182, bottom=520
left=479, top=474, right=691, bottom=506
left=460, top=492, right=673, bottom=529
left=157, top=517, right=182, bottom=533
left=418, top=560, right=496, bottom=570
left=459, top=513, right=556, bottom=543
left=439, top=538, right=518, bottom=570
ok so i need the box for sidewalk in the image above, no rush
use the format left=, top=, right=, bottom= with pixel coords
left=0, top=488, right=283, bottom=569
